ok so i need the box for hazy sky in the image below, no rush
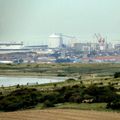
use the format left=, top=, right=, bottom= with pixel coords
left=0, top=0, right=120, bottom=45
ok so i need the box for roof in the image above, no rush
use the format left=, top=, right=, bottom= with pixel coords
left=49, top=33, right=60, bottom=38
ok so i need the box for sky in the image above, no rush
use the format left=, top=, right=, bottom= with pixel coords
left=0, top=0, right=120, bottom=45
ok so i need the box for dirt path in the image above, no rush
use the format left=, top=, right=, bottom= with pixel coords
left=0, top=109, right=120, bottom=120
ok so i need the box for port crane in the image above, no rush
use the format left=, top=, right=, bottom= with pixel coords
left=94, top=33, right=106, bottom=50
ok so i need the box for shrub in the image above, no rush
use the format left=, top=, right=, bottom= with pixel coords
left=43, top=100, right=54, bottom=108
left=65, top=78, right=76, bottom=82
left=114, top=72, right=120, bottom=78
left=85, top=85, right=117, bottom=102
left=16, top=84, right=20, bottom=88
left=107, top=99, right=120, bottom=110
left=40, top=92, right=59, bottom=104
left=78, top=76, right=82, bottom=79
left=0, top=88, right=40, bottom=111
left=0, top=92, right=2, bottom=95
left=69, top=94, right=83, bottom=103
left=57, top=73, right=67, bottom=77
left=53, top=83, right=57, bottom=88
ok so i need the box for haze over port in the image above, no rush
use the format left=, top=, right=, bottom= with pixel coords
left=0, top=0, right=120, bottom=45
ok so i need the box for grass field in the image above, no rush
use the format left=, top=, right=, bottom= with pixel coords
left=35, top=103, right=109, bottom=111
left=0, top=63, right=120, bottom=114
left=55, top=103, right=108, bottom=111
left=0, top=109, right=120, bottom=120
left=0, top=63, right=120, bottom=77
left=0, top=74, right=120, bottom=95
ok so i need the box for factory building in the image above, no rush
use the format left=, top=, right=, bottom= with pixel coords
left=0, top=42, right=32, bottom=54
left=48, top=33, right=63, bottom=48
left=73, top=43, right=92, bottom=52
left=0, top=42, right=23, bottom=50
left=114, top=44, right=120, bottom=50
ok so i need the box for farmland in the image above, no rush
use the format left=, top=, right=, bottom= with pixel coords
left=0, top=109, right=120, bottom=120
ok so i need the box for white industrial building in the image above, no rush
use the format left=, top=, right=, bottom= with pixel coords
left=0, top=42, right=32, bottom=54
left=0, top=42, right=24, bottom=49
left=48, top=33, right=62, bottom=48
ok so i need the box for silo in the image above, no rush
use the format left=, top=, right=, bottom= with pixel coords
left=48, top=33, right=62, bottom=48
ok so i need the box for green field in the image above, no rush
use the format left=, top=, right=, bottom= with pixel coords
left=0, top=63, right=120, bottom=112
left=0, top=63, right=120, bottom=77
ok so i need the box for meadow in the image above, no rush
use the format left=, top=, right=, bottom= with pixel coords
left=0, top=63, right=120, bottom=77
left=0, top=63, right=120, bottom=115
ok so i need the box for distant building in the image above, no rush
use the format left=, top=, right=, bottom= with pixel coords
left=0, top=42, right=31, bottom=54
left=0, top=42, right=23, bottom=49
left=48, top=33, right=63, bottom=48
left=114, top=44, right=120, bottom=50
left=106, top=43, right=113, bottom=50
left=24, top=45, right=48, bottom=51
left=0, top=60, right=13, bottom=64
left=73, top=43, right=91, bottom=52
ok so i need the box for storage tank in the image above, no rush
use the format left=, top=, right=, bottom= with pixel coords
left=48, top=33, right=62, bottom=48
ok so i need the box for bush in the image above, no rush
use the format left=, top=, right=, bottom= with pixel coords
left=43, top=100, right=54, bottom=108
left=69, top=94, right=83, bottom=103
left=16, top=84, right=20, bottom=88
left=107, top=99, right=120, bottom=110
left=78, top=76, right=82, bottom=79
left=114, top=72, right=120, bottom=78
left=66, top=78, right=76, bottom=82
left=0, top=83, right=119, bottom=111
left=85, top=85, right=117, bottom=102
left=0, top=88, right=40, bottom=111
left=40, top=92, right=59, bottom=103
left=57, top=73, right=67, bottom=77
left=0, top=92, right=2, bottom=95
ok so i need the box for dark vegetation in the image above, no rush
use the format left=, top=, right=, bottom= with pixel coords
left=65, top=78, right=76, bottom=82
left=0, top=84, right=120, bottom=112
left=114, top=72, right=120, bottom=78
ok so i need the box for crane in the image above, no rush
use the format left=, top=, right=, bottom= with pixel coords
left=94, top=33, right=105, bottom=44
left=94, top=33, right=106, bottom=50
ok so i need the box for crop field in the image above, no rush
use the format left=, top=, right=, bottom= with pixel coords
left=0, top=109, right=120, bottom=120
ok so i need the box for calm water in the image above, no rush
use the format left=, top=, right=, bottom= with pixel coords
left=0, top=76, right=67, bottom=87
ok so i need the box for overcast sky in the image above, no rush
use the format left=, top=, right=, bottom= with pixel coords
left=0, top=0, right=120, bottom=45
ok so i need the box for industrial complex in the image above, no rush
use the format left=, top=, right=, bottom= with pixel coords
left=0, top=33, right=120, bottom=64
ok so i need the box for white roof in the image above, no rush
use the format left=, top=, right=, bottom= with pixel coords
left=49, top=33, right=60, bottom=38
